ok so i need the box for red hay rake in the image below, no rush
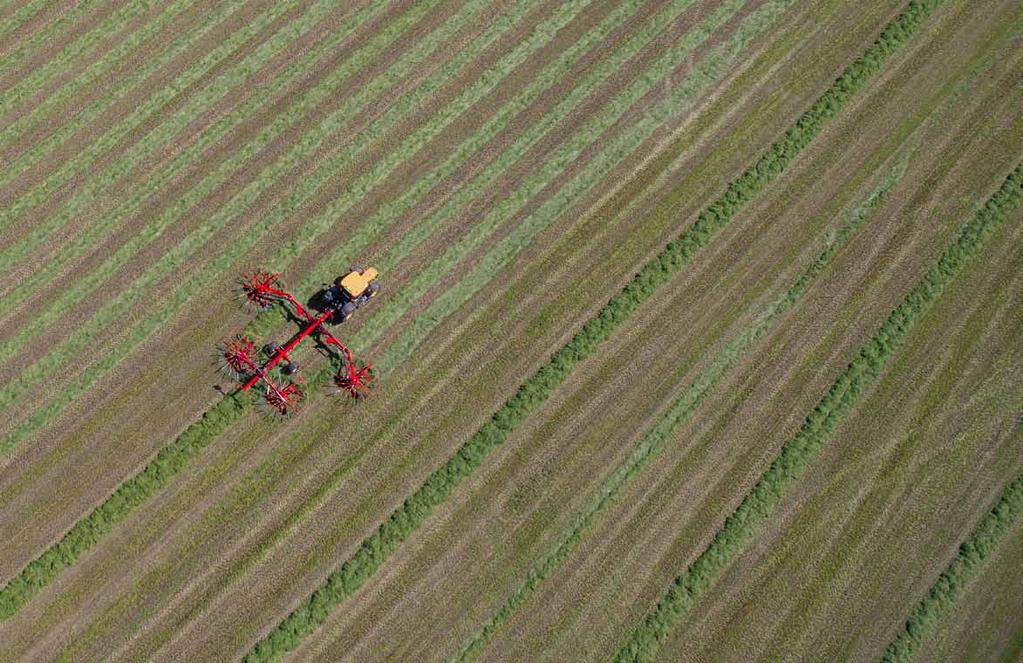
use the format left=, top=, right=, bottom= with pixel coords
left=219, top=270, right=378, bottom=417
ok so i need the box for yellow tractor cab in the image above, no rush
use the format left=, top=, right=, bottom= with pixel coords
left=322, top=266, right=380, bottom=321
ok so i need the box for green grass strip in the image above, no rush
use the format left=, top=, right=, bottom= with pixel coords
left=0, top=0, right=385, bottom=317
left=614, top=160, right=1023, bottom=660
left=0, top=0, right=225, bottom=183
left=0, top=0, right=100, bottom=79
left=0, top=0, right=51, bottom=43
left=0, top=0, right=435, bottom=362
left=247, top=0, right=959, bottom=653
left=882, top=470, right=1023, bottom=662
left=452, top=162, right=906, bottom=661
left=0, top=0, right=314, bottom=229
left=0, top=0, right=573, bottom=613
left=0, top=389, right=255, bottom=619
left=0, top=1, right=174, bottom=120
left=281, top=0, right=695, bottom=300
left=371, top=0, right=794, bottom=373
left=0, top=0, right=581, bottom=446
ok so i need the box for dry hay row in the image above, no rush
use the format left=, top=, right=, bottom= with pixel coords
left=0, top=0, right=106, bottom=81
left=450, top=157, right=908, bottom=661
left=614, top=155, right=1023, bottom=660
left=0, top=0, right=539, bottom=447
left=342, top=5, right=1021, bottom=652
left=0, top=0, right=385, bottom=316
left=241, top=0, right=942, bottom=656
left=0, top=0, right=249, bottom=186
left=0, top=0, right=752, bottom=626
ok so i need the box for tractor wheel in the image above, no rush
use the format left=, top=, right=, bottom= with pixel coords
left=264, top=341, right=281, bottom=356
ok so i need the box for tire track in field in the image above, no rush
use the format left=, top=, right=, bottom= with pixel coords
left=242, top=0, right=935, bottom=656
left=18, top=0, right=752, bottom=654
left=613, top=158, right=1023, bottom=660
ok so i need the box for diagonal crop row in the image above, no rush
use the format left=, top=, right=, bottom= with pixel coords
left=0, top=0, right=587, bottom=444
left=451, top=160, right=906, bottom=661
left=0, top=0, right=454, bottom=368
left=0, top=0, right=52, bottom=44
left=244, top=0, right=934, bottom=654
left=881, top=470, right=1023, bottom=662
left=0, top=0, right=327, bottom=228
left=613, top=161, right=1023, bottom=662
left=140, top=0, right=777, bottom=621
left=0, top=0, right=231, bottom=181
left=0, top=1, right=181, bottom=121
left=371, top=0, right=796, bottom=374
left=62, top=0, right=749, bottom=637
left=0, top=0, right=389, bottom=316
left=0, top=0, right=601, bottom=609
left=0, top=0, right=101, bottom=80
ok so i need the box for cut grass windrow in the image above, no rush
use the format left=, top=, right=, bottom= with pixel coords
left=0, top=0, right=388, bottom=316
left=0, top=0, right=449, bottom=367
left=0, top=0, right=321, bottom=229
left=67, top=0, right=745, bottom=638
left=0, top=0, right=227, bottom=182
left=0, top=0, right=51, bottom=44
left=247, top=0, right=943, bottom=652
left=0, top=1, right=176, bottom=121
left=0, top=0, right=586, bottom=445
left=0, top=0, right=588, bottom=611
left=613, top=161, right=1023, bottom=661
left=0, top=0, right=100, bottom=80
left=370, top=0, right=793, bottom=374
left=137, top=0, right=771, bottom=624
left=451, top=161, right=906, bottom=661
left=881, top=470, right=1023, bottom=662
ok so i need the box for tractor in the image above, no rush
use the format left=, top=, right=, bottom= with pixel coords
left=219, top=267, right=379, bottom=416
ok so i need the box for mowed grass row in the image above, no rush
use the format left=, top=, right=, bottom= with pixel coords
left=0, top=0, right=731, bottom=617
left=451, top=160, right=907, bottom=660
left=0, top=0, right=233, bottom=177
left=0, top=0, right=52, bottom=44
left=0, top=0, right=608, bottom=613
left=0, top=0, right=458, bottom=373
left=147, top=1, right=783, bottom=634
left=882, top=471, right=1023, bottom=662
left=0, top=0, right=338, bottom=228
left=0, top=0, right=195, bottom=128
left=613, top=161, right=1023, bottom=661
left=0, top=0, right=393, bottom=317
left=0, top=0, right=101, bottom=79
left=0, top=0, right=540, bottom=434
left=244, top=0, right=933, bottom=655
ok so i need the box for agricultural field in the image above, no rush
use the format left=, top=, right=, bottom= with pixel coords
left=0, top=0, right=1020, bottom=660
